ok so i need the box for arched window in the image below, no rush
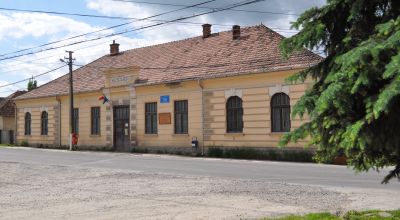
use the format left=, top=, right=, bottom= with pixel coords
left=271, top=93, right=291, bottom=132
left=226, top=96, right=243, bottom=133
left=41, top=111, right=48, bottom=135
left=24, top=112, right=31, bottom=135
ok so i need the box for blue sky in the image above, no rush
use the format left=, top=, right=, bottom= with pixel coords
left=0, top=0, right=325, bottom=97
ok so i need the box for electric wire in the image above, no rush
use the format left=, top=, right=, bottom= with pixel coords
left=0, top=0, right=218, bottom=58
left=0, top=0, right=264, bottom=62
left=0, top=65, right=66, bottom=89
left=112, top=0, right=300, bottom=16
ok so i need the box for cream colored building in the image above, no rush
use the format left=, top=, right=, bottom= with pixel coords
left=14, top=24, right=321, bottom=153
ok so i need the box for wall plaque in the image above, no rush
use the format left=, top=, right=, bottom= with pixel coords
left=160, top=95, right=170, bottom=103
left=159, top=113, right=171, bottom=124
left=104, top=66, right=139, bottom=88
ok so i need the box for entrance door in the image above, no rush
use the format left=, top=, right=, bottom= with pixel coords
left=113, top=106, right=130, bottom=151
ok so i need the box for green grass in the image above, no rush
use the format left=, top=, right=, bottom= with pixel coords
left=263, top=210, right=400, bottom=220
left=263, top=213, right=339, bottom=220
left=0, top=143, right=15, bottom=147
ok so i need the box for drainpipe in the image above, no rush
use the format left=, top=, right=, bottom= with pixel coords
left=14, top=102, right=17, bottom=145
left=56, top=96, right=62, bottom=147
left=197, top=79, right=205, bottom=156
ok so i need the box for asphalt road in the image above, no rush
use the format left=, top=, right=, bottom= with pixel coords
left=0, top=147, right=399, bottom=190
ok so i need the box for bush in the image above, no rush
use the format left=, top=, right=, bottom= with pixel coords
left=207, top=147, right=224, bottom=158
left=207, top=147, right=315, bottom=163
left=20, top=140, right=29, bottom=147
left=132, top=148, right=148, bottom=153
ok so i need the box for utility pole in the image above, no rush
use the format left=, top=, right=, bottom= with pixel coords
left=66, top=51, right=74, bottom=151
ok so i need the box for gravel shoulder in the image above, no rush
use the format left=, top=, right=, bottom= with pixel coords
left=0, top=161, right=398, bottom=220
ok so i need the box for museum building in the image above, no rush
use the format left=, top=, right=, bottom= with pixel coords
left=14, top=24, right=322, bottom=153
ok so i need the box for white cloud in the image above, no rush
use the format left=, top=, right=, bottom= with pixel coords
left=0, top=80, right=23, bottom=97
left=0, top=0, right=326, bottom=97
left=0, top=12, right=106, bottom=40
left=86, top=0, right=153, bottom=19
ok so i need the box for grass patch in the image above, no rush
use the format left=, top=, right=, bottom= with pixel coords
left=344, top=210, right=400, bottom=220
left=207, top=147, right=314, bottom=163
left=0, top=143, right=15, bottom=147
left=263, top=210, right=400, bottom=220
left=264, top=213, right=338, bottom=220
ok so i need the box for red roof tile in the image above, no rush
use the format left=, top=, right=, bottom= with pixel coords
left=0, top=91, right=26, bottom=116
left=16, top=25, right=322, bottom=100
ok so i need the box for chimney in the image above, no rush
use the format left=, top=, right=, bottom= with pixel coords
left=110, top=40, right=120, bottom=56
left=232, top=25, right=241, bottom=40
left=202, top=24, right=211, bottom=38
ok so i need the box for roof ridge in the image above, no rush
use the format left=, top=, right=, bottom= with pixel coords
left=120, top=24, right=263, bottom=54
left=15, top=24, right=322, bottom=101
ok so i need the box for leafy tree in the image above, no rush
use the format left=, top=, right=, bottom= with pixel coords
left=279, top=0, right=400, bottom=183
left=27, top=78, right=37, bottom=91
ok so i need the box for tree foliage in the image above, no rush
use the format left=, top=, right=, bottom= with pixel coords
left=279, top=0, right=400, bottom=183
left=27, top=78, right=37, bottom=91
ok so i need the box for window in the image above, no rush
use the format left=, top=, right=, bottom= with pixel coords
left=73, top=108, right=79, bottom=134
left=271, top=93, right=291, bottom=132
left=226, top=96, right=243, bottom=133
left=91, top=107, right=100, bottom=135
left=145, top=102, right=157, bottom=134
left=174, top=100, right=188, bottom=134
left=41, top=111, right=48, bottom=135
left=24, top=112, right=31, bottom=135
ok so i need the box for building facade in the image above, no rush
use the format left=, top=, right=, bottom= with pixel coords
left=14, top=24, right=321, bottom=153
left=0, top=91, right=25, bottom=144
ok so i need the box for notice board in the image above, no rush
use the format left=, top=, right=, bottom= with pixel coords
left=159, top=113, right=171, bottom=124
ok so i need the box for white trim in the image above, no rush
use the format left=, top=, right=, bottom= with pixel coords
left=39, top=106, right=49, bottom=112
left=224, top=88, right=243, bottom=99
left=269, top=84, right=290, bottom=96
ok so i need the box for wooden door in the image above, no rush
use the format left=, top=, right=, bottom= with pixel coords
left=113, top=106, right=130, bottom=151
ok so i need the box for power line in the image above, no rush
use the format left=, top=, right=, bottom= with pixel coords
left=0, top=23, right=297, bottom=69
left=112, top=0, right=300, bottom=16
left=0, top=0, right=218, bottom=58
left=0, top=0, right=265, bottom=62
left=0, top=7, right=296, bottom=30
left=0, top=3, right=299, bottom=19
left=0, top=65, right=66, bottom=89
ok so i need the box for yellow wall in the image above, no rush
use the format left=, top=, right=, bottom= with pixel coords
left=58, top=92, right=109, bottom=148
left=15, top=69, right=311, bottom=150
left=136, top=81, right=202, bottom=149
left=200, top=70, right=309, bottom=148
left=15, top=97, right=59, bottom=146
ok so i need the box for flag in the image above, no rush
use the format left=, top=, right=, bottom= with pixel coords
left=98, top=95, right=109, bottom=104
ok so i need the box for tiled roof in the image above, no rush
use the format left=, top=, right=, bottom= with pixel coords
left=16, top=25, right=322, bottom=100
left=0, top=91, right=26, bottom=116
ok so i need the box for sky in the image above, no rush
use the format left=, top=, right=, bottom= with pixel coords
left=0, top=0, right=325, bottom=97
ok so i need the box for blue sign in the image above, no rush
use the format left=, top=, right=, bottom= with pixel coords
left=160, top=95, right=170, bottom=103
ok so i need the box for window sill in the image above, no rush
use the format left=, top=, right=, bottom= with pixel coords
left=270, top=132, right=290, bottom=135
left=225, top=132, right=244, bottom=136
left=90, top=134, right=102, bottom=137
left=144, top=134, right=158, bottom=136
left=172, top=133, right=189, bottom=136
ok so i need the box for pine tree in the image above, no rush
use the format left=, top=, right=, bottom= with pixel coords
left=279, top=0, right=400, bottom=183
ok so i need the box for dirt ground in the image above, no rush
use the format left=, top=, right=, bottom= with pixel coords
left=0, top=162, right=398, bottom=220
